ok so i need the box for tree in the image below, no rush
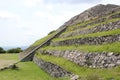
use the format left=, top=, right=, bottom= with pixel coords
left=7, top=47, right=23, bottom=53
left=0, top=47, right=6, bottom=53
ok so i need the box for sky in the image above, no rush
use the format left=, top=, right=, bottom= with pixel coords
left=0, top=0, right=120, bottom=47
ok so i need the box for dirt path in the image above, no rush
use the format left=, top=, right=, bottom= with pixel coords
left=0, top=60, right=17, bottom=68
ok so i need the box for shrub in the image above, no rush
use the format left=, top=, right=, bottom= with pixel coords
left=0, top=47, right=6, bottom=53
left=7, top=47, right=23, bottom=53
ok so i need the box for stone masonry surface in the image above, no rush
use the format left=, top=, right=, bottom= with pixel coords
left=60, top=20, right=120, bottom=38
left=40, top=50, right=120, bottom=68
left=33, top=56, right=72, bottom=77
left=51, top=34, right=120, bottom=46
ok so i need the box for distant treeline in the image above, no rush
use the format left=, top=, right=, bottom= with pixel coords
left=0, top=47, right=23, bottom=53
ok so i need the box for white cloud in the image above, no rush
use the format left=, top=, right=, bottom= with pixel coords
left=0, top=11, right=19, bottom=19
left=34, top=11, right=53, bottom=19
left=33, top=10, right=80, bottom=31
left=35, top=0, right=44, bottom=3
left=43, top=0, right=100, bottom=4
left=22, top=0, right=35, bottom=7
left=0, top=11, right=21, bottom=31
left=33, top=3, right=93, bottom=26
left=22, top=0, right=44, bottom=7
left=101, top=0, right=120, bottom=5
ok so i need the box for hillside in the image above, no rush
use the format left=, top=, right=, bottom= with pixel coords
left=19, top=4, right=120, bottom=80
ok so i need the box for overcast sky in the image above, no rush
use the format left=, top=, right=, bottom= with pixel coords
left=0, top=0, right=120, bottom=47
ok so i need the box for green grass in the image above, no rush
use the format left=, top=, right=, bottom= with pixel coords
left=67, top=19, right=93, bottom=31
left=0, top=54, right=18, bottom=60
left=0, top=62, right=68, bottom=80
left=36, top=53, right=120, bottom=80
left=0, top=54, right=68, bottom=80
left=53, top=28, right=120, bottom=42
left=31, top=31, right=56, bottom=47
left=41, top=42, right=120, bottom=53
left=61, top=18, right=120, bottom=36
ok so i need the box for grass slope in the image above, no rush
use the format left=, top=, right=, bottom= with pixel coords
left=41, top=42, right=120, bottom=53
left=52, top=28, right=120, bottom=42
left=31, top=31, right=56, bottom=47
left=36, top=53, right=120, bottom=80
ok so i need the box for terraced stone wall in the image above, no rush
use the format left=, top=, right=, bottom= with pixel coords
left=33, top=56, right=72, bottom=77
left=39, top=50, right=120, bottom=68
left=60, top=20, right=120, bottom=38
left=51, top=34, right=120, bottom=46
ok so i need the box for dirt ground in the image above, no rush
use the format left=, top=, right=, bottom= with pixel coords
left=0, top=60, right=16, bottom=68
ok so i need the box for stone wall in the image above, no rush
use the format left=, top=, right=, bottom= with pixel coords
left=51, top=34, right=120, bottom=46
left=66, top=11, right=120, bottom=32
left=40, top=50, right=120, bottom=68
left=60, top=20, right=120, bottom=38
left=33, top=56, right=72, bottom=77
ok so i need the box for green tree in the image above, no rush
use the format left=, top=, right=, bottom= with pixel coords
left=7, top=47, right=23, bottom=53
left=0, top=47, right=6, bottom=53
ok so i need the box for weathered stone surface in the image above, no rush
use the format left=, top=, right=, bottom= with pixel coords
left=33, top=56, right=72, bottom=77
left=40, top=50, right=120, bottom=68
left=60, top=20, right=120, bottom=38
left=64, top=4, right=119, bottom=26
left=19, top=46, right=37, bottom=60
left=116, top=60, right=120, bottom=64
left=51, top=34, right=120, bottom=46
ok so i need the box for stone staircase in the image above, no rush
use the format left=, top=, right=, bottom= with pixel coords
left=19, top=26, right=67, bottom=62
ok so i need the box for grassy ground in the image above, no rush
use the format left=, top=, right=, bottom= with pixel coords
left=0, top=54, right=18, bottom=60
left=0, top=62, right=68, bottom=80
left=0, top=54, right=68, bottom=80
left=0, top=54, right=18, bottom=68
left=41, top=42, right=120, bottom=53
left=36, top=53, right=120, bottom=80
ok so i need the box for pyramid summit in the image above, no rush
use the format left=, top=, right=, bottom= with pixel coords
left=64, top=4, right=120, bottom=26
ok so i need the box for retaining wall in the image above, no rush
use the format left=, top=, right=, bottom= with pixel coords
left=33, top=56, right=72, bottom=77
left=40, top=50, right=120, bottom=68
